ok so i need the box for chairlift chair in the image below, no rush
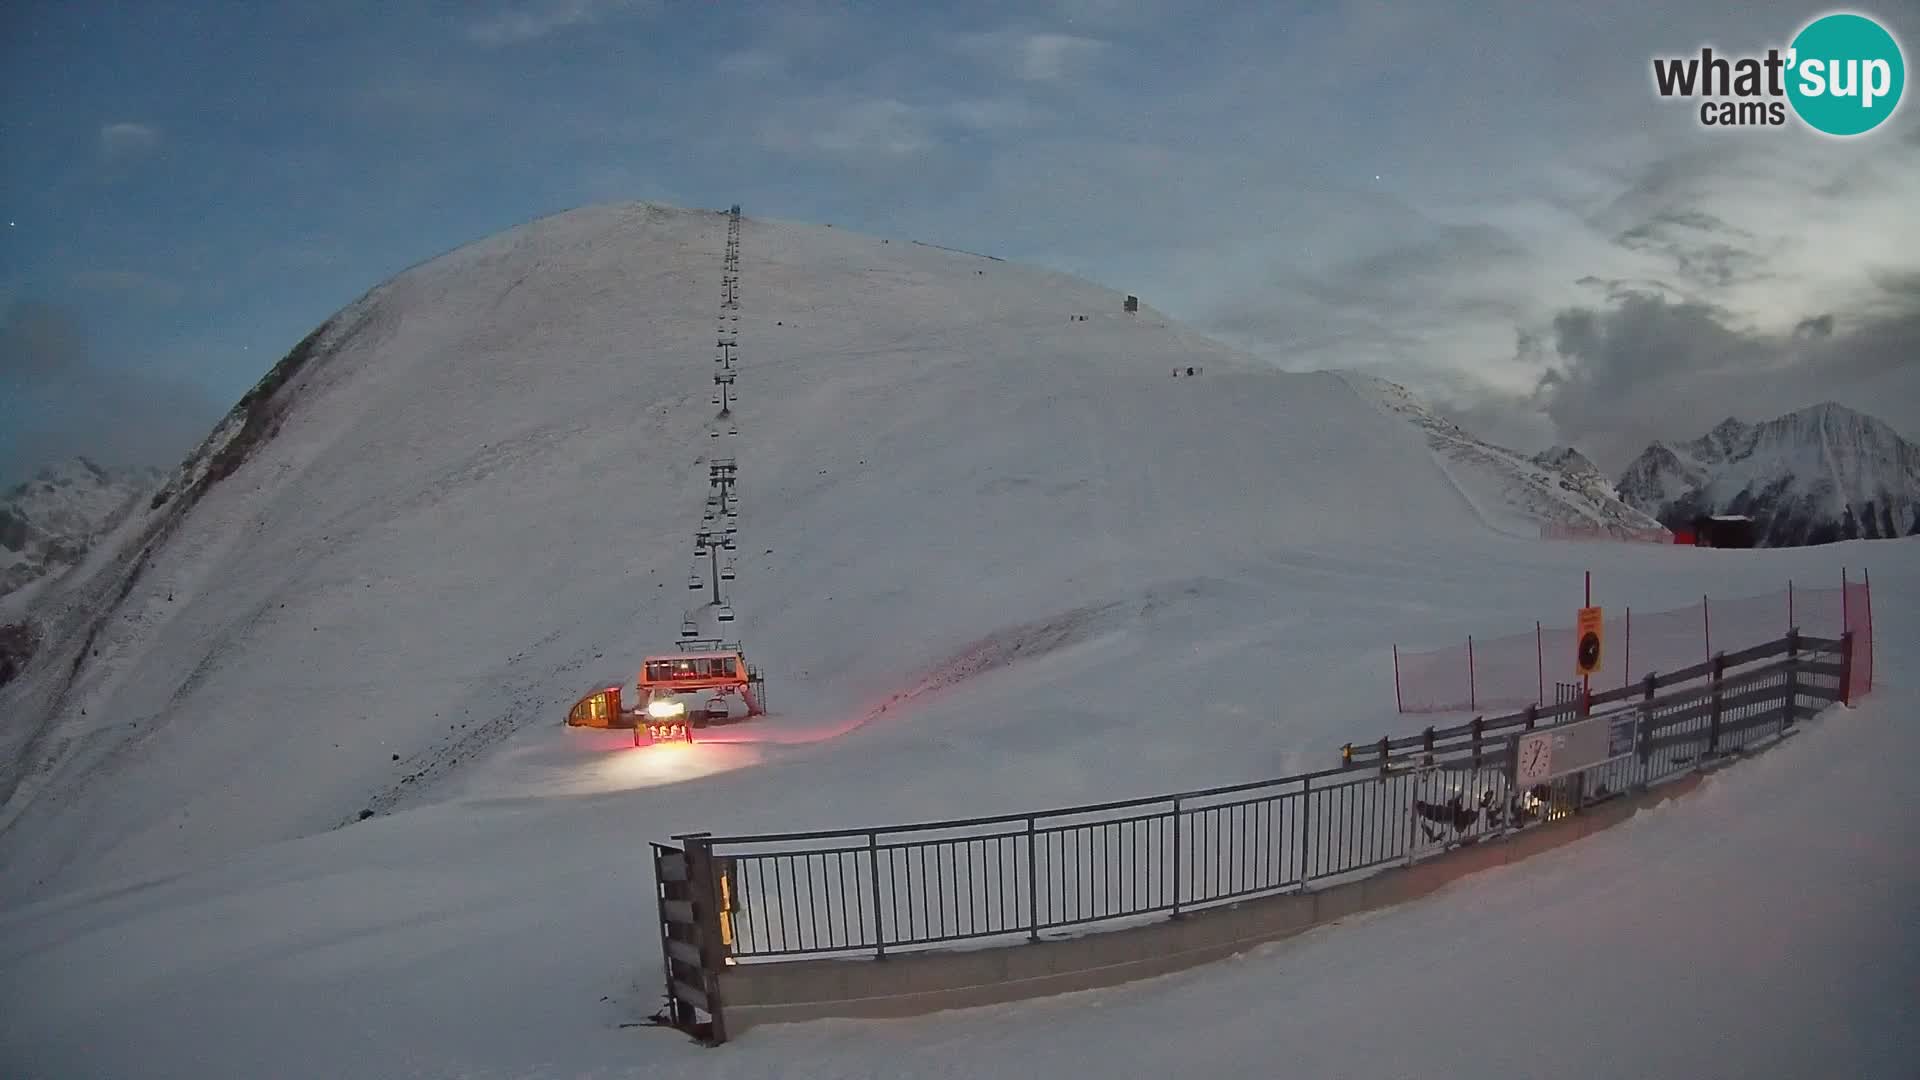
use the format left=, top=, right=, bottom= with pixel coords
left=720, top=562, right=736, bottom=581
left=688, top=573, right=704, bottom=590
left=715, top=604, right=735, bottom=623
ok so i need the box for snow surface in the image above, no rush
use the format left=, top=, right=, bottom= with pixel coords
left=1, top=204, right=1913, bottom=1078
left=1341, top=373, right=1665, bottom=538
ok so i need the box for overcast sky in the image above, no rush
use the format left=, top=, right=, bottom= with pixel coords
left=3, top=0, right=1916, bottom=483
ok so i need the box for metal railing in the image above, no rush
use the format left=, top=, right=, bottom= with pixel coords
left=670, top=630, right=1850, bottom=963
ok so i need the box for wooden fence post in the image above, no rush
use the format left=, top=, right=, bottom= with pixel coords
left=1783, top=629, right=1800, bottom=735
left=682, top=835, right=729, bottom=1045
left=1838, top=630, right=1854, bottom=706
left=1707, top=653, right=1726, bottom=757
left=1636, top=670, right=1658, bottom=787
left=870, top=831, right=888, bottom=957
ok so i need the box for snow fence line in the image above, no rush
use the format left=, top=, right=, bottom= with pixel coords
left=652, top=629, right=1849, bottom=1042
left=714, top=771, right=1710, bottom=1031
left=1393, top=572, right=1874, bottom=713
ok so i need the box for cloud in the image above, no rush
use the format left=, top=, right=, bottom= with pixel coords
left=354, top=71, right=479, bottom=117
left=715, top=49, right=783, bottom=80
left=98, top=122, right=161, bottom=161
left=951, top=30, right=1107, bottom=82
left=66, top=269, right=188, bottom=307
left=760, top=98, right=932, bottom=159
left=1524, top=282, right=1920, bottom=471
left=464, top=0, right=652, bottom=46
left=0, top=301, right=224, bottom=484
left=756, top=96, right=1044, bottom=161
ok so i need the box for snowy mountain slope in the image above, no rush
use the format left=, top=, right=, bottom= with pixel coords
left=0, top=202, right=1502, bottom=901
left=1, top=542, right=1908, bottom=1079
left=1341, top=373, right=1667, bottom=538
left=1618, top=403, right=1920, bottom=546
left=0, top=200, right=1907, bottom=1077
left=0, top=457, right=161, bottom=609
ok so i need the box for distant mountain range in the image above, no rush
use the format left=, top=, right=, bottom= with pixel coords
left=1616, top=402, right=1920, bottom=546
left=1, top=457, right=163, bottom=604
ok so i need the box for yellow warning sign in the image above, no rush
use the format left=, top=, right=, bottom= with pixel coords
left=1576, top=605, right=1604, bottom=676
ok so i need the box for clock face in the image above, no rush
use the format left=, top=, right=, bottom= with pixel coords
left=1518, top=734, right=1553, bottom=783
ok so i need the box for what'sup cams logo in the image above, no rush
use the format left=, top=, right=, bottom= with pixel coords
left=1653, top=12, right=1905, bottom=134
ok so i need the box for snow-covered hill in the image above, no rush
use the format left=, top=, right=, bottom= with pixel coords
left=0, top=457, right=161, bottom=608
left=1342, top=373, right=1667, bottom=538
left=1617, top=403, right=1920, bottom=546
left=0, top=202, right=1514, bottom=901
left=0, top=201, right=1909, bottom=1078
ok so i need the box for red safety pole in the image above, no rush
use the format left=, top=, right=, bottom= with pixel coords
left=1393, top=644, right=1404, bottom=713
left=1468, top=635, right=1477, bottom=711
left=1536, top=620, right=1544, bottom=704
left=1702, top=593, right=1712, bottom=664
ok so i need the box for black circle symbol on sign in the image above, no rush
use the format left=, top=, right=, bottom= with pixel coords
left=1578, top=632, right=1601, bottom=672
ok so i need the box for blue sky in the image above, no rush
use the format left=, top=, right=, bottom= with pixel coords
left=3, top=0, right=1916, bottom=481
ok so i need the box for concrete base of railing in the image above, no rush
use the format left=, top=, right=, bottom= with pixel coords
left=718, top=770, right=1715, bottom=1033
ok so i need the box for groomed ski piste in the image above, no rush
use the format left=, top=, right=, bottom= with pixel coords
left=1, top=204, right=1914, bottom=1078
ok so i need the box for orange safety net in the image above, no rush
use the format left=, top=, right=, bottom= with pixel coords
left=1394, top=577, right=1872, bottom=713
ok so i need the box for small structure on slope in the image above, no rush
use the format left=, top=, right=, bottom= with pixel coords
left=1689, top=514, right=1757, bottom=548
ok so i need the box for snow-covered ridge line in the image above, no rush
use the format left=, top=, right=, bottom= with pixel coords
left=0, top=458, right=164, bottom=607
left=1617, top=402, right=1920, bottom=546
left=1338, top=372, right=1664, bottom=537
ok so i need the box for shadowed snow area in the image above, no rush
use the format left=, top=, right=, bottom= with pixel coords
left=0, top=203, right=1913, bottom=1078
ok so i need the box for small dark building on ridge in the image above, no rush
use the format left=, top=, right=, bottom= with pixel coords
left=1690, top=514, right=1757, bottom=548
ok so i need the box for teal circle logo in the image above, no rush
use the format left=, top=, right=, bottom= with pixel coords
left=1787, top=13, right=1905, bottom=135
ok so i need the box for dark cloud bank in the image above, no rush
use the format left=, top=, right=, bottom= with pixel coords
left=0, top=301, right=223, bottom=486
left=1514, top=274, right=1920, bottom=471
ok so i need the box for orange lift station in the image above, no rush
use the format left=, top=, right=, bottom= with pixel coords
left=567, top=645, right=765, bottom=745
